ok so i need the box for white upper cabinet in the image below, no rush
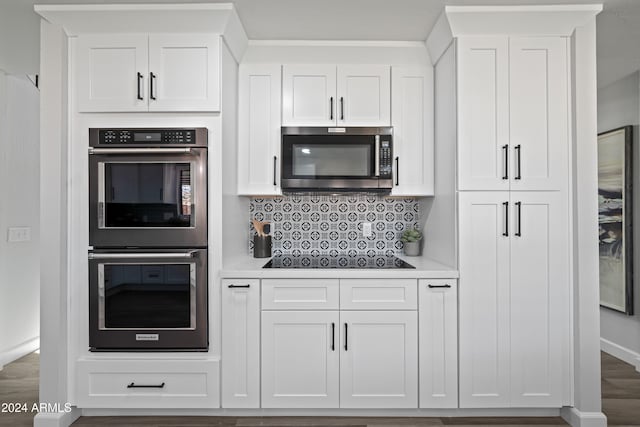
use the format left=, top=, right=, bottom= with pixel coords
left=76, top=34, right=220, bottom=112
left=509, top=37, right=568, bottom=192
left=147, top=34, right=220, bottom=112
left=282, top=65, right=390, bottom=127
left=391, top=66, right=434, bottom=196
left=76, top=35, right=149, bottom=112
left=336, top=65, right=391, bottom=126
left=457, top=36, right=568, bottom=191
left=237, top=64, right=282, bottom=195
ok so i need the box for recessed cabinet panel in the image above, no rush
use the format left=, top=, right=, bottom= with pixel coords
left=221, top=280, right=260, bottom=408
left=419, top=279, right=458, bottom=408
left=340, top=311, right=418, bottom=408
left=261, top=311, right=340, bottom=408
left=262, top=279, right=339, bottom=310
left=148, top=34, right=219, bottom=111
left=76, top=34, right=149, bottom=112
left=282, top=65, right=336, bottom=126
left=509, top=192, right=567, bottom=407
left=509, top=37, right=568, bottom=191
left=337, top=65, right=390, bottom=126
left=237, top=64, right=282, bottom=195
left=391, top=66, right=435, bottom=196
left=457, top=37, right=510, bottom=191
left=458, top=192, right=510, bottom=408
left=339, top=279, right=417, bottom=310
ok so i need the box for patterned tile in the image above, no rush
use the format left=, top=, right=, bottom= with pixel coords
left=250, top=194, right=420, bottom=256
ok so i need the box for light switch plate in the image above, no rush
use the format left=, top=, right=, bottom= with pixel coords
left=362, top=222, right=372, bottom=237
left=7, top=227, right=31, bottom=242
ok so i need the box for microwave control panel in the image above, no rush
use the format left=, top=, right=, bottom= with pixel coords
left=379, top=140, right=392, bottom=178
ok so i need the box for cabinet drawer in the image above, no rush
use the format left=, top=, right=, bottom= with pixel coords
left=262, top=279, right=339, bottom=309
left=75, top=359, right=219, bottom=408
left=339, top=279, right=417, bottom=310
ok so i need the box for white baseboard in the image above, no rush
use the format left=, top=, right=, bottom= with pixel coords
left=33, top=408, right=81, bottom=427
left=561, top=407, right=607, bottom=427
left=600, top=337, right=640, bottom=372
left=0, top=336, right=39, bottom=369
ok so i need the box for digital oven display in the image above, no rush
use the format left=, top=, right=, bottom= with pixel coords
left=134, top=132, right=162, bottom=142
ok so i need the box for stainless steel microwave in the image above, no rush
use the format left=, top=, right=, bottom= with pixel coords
left=281, top=127, right=393, bottom=192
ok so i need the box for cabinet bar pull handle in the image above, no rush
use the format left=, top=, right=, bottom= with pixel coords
left=228, top=284, right=250, bottom=288
left=331, top=322, right=335, bottom=351
left=503, top=201, right=509, bottom=237
left=344, top=323, right=348, bottom=351
left=428, top=284, right=451, bottom=288
left=150, top=72, right=157, bottom=100
left=137, top=72, right=143, bottom=100
left=515, top=145, right=521, bottom=180
left=515, top=201, right=522, bottom=237
left=330, top=97, right=334, bottom=120
left=502, top=144, right=508, bottom=179
left=395, top=157, right=399, bottom=186
left=273, top=156, right=277, bottom=186
left=127, top=382, right=165, bottom=389
left=340, top=97, right=344, bottom=120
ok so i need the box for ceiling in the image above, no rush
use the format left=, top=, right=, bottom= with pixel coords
left=0, top=0, right=639, bottom=87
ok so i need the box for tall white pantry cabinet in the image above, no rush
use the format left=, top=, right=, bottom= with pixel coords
left=457, top=35, right=570, bottom=408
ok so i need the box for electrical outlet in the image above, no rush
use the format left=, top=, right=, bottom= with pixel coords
left=7, top=227, right=31, bottom=242
left=362, top=222, right=372, bottom=237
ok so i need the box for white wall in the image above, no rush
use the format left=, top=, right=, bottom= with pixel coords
left=597, top=70, right=640, bottom=366
left=0, top=71, right=40, bottom=368
left=423, top=41, right=457, bottom=268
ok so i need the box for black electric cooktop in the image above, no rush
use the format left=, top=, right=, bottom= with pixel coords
left=262, top=255, right=415, bottom=269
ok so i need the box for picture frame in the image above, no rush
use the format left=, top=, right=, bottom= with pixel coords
left=598, top=126, right=634, bottom=315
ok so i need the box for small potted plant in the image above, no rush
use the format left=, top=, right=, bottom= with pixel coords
left=401, top=228, right=423, bottom=256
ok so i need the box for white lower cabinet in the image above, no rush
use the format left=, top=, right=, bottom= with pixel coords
left=340, top=311, right=418, bottom=408
left=261, top=310, right=340, bottom=408
left=221, top=280, right=260, bottom=408
left=419, top=279, right=458, bottom=408
left=75, top=359, right=219, bottom=408
left=458, top=191, right=568, bottom=408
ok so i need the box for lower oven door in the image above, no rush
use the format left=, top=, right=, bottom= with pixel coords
left=88, top=249, right=208, bottom=351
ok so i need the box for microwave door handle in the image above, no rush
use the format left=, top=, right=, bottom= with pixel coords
left=375, top=135, right=380, bottom=177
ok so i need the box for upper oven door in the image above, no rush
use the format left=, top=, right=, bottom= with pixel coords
left=281, top=127, right=393, bottom=191
left=89, top=148, right=207, bottom=248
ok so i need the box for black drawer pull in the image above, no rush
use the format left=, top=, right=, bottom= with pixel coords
left=428, top=284, right=451, bottom=288
left=228, top=284, right=251, bottom=288
left=331, top=322, right=335, bottom=351
left=127, top=382, right=165, bottom=389
left=136, top=72, right=143, bottom=100
left=344, top=323, right=348, bottom=351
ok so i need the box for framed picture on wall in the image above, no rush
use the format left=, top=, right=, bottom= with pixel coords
left=598, top=126, right=634, bottom=315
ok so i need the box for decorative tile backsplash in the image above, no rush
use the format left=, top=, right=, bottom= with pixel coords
left=249, top=194, right=421, bottom=256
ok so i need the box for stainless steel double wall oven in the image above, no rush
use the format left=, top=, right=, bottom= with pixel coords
left=88, top=128, right=208, bottom=351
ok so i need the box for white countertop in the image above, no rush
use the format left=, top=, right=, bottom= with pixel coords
left=221, top=254, right=458, bottom=279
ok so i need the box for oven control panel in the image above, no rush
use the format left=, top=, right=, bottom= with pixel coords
left=98, top=129, right=197, bottom=145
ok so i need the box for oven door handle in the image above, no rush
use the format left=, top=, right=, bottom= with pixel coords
left=374, top=135, right=380, bottom=177
left=89, top=148, right=193, bottom=155
left=89, top=251, right=197, bottom=260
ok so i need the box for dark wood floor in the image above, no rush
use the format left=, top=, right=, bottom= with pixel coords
left=1, top=351, right=638, bottom=426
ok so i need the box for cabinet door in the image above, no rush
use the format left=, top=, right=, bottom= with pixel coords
left=391, top=66, right=434, bottom=196
left=509, top=192, right=567, bottom=407
left=458, top=192, right=510, bottom=408
left=261, top=311, right=339, bottom=408
left=148, top=34, right=220, bottom=112
left=76, top=34, right=149, bottom=112
left=221, top=280, right=260, bottom=408
left=282, top=65, right=336, bottom=126
left=336, top=65, right=390, bottom=126
left=457, top=37, right=510, bottom=191
left=509, top=37, right=568, bottom=191
left=237, top=64, right=282, bottom=195
left=419, top=279, right=458, bottom=408
left=340, top=311, right=417, bottom=408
